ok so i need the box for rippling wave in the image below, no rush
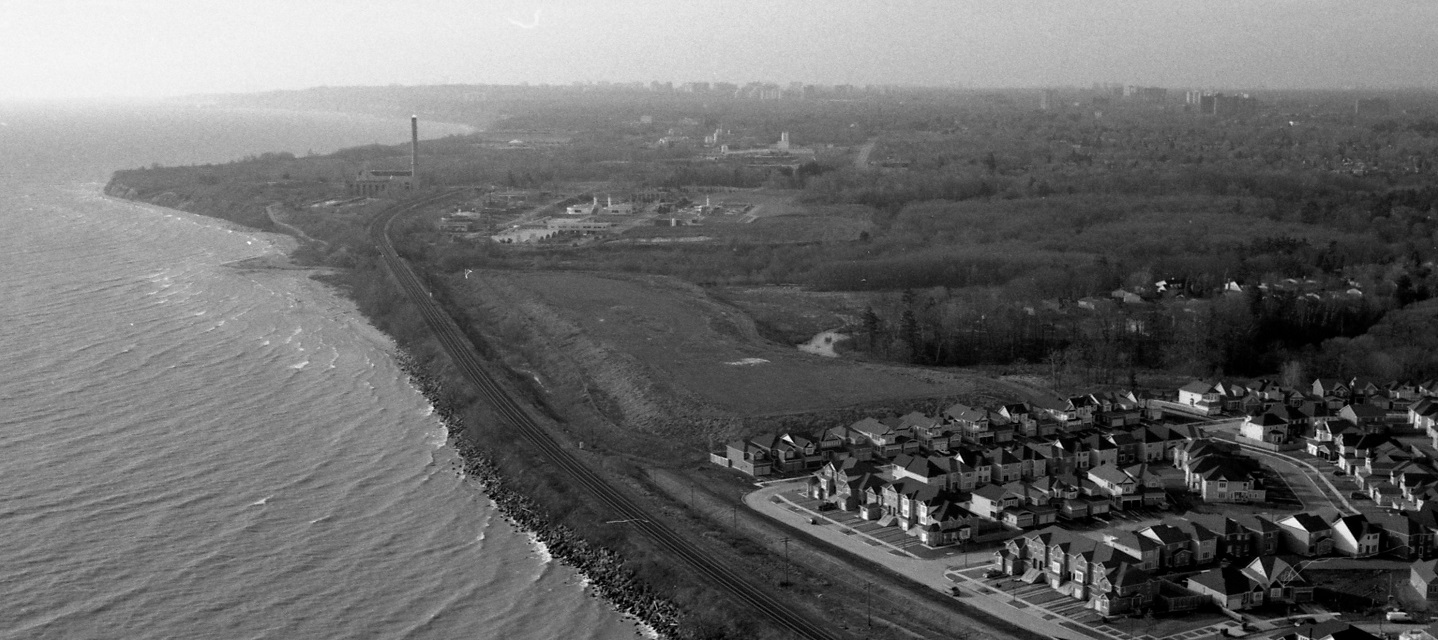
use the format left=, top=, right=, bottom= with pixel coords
left=0, top=105, right=642, bottom=640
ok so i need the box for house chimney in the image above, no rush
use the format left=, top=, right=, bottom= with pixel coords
left=410, top=115, right=419, bottom=189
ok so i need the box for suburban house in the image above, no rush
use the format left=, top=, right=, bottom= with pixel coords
left=1413, top=559, right=1438, bottom=599
left=1187, top=556, right=1314, bottom=610
left=1178, top=381, right=1226, bottom=414
left=1185, top=453, right=1267, bottom=503
left=1371, top=511, right=1437, bottom=558
left=1277, top=513, right=1335, bottom=557
left=1232, top=514, right=1284, bottom=556
left=1330, top=514, right=1381, bottom=557
left=1240, top=412, right=1294, bottom=445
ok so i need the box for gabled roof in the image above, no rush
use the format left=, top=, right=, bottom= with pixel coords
left=1331, top=514, right=1378, bottom=539
left=1250, top=412, right=1289, bottom=427
left=1194, top=456, right=1261, bottom=482
left=1189, top=566, right=1258, bottom=596
left=849, top=417, right=894, bottom=438
left=1188, top=513, right=1248, bottom=537
left=1107, top=562, right=1151, bottom=588
left=1232, top=513, right=1282, bottom=535
left=943, top=403, right=987, bottom=423
left=972, top=484, right=1007, bottom=501
left=1028, top=395, right=1071, bottom=412
left=1108, top=432, right=1138, bottom=446
left=1180, top=380, right=1218, bottom=394
left=1343, top=403, right=1388, bottom=419
left=1140, top=524, right=1191, bottom=545
left=896, top=411, right=941, bottom=430
left=1089, top=464, right=1135, bottom=486
left=1413, top=559, right=1438, bottom=583
left=1242, top=555, right=1303, bottom=585
left=1108, top=531, right=1160, bottom=553
left=1281, top=513, right=1331, bottom=533
left=1369, top=511, right=1424, bottom=537
left=1170, top=518, right=1218, bottom=542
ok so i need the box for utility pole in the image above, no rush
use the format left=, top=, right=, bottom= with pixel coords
left=781, top=537, right=791, bottom=586
left=866, top=581, right=873, bottom=629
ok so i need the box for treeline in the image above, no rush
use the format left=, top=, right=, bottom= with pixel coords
left=851, top=286, right=1391, bottom=382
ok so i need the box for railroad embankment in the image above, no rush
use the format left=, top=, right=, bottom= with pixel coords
left=400, top=353, right=684, bottom=638
left=103, top=182, right=776, bottom=639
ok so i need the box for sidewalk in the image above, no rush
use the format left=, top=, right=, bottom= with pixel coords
left=746, top=481, right=1170, bottom=640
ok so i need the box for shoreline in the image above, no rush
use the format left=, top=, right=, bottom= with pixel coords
left=113, top=188, right=684, bottom=638
left=395, top=351, right=681, bottom=638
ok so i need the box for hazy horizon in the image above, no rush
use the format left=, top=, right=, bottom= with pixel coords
left=3, top=1, right=1435, bottom=101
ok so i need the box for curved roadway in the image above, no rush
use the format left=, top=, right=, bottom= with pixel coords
left=368, top=194, right=843, bottom=640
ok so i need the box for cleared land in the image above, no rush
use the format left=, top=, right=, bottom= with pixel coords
left=446, top=270, right=1020, bottom=447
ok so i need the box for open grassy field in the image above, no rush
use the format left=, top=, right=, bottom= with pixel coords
left=444, top=269, right=1034, bottom=457
left=469, top=271, right=990, bottom=416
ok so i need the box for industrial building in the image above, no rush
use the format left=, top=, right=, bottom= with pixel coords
left=347, top=116, right=421, bottom=196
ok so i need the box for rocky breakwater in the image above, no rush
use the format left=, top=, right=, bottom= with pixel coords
left=398, top=353, right=683, bottom=639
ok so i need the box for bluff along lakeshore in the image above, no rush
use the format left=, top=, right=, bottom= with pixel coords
left=98, top=178, right=685, bottom=638
left=401, top=352, right=680, bottom=638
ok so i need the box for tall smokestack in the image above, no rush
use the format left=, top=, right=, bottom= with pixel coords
left=410, top=115, right=419, bottom=189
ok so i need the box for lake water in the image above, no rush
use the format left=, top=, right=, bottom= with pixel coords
left=0, top=103, right=646, bottom=640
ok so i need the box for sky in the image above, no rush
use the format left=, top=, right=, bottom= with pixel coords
left=1, top=0, right=1435, bottom=100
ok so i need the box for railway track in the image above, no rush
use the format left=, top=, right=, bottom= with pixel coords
left=367, top=194, right=842, bottom=640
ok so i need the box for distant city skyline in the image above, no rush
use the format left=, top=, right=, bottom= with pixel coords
left=2, top=1, right=1435, bottom=101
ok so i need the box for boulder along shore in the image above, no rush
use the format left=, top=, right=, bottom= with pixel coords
left=397, top=352, right=684, bottom=639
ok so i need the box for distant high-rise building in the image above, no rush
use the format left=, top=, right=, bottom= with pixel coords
left=1123, top=85, right=1168, bottom=103
left=1190, top=92, right=1260, bottom=117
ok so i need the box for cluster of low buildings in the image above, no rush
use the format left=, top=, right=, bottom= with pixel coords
left=715, top=375, right=1438, bottom=625
left=995, top=513, right=1318, bottom=616
left=485, top=216, right=616, bottom=244
left=996, top=503, right=1438, bottom=618
left=1183, top=376, right=1438, bottom=511
left=713, top=392, right=1224, bottom=547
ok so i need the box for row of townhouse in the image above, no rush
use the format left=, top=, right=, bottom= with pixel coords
left=1302, top=424, right=1438, bottom=511
left=713, top=399, right=1198, bottom=480
left=996, top=514, right=1333, bottom=614
left=994, top=525, right=1168, bottom=616
left=1173, top=439, right=1267, bottom=503
left=1180, top=376, right=1433, bottom=427
left=1239, top=400, right=1408, bottom=448
left=808, top=454, right=1170, bottom=544
left=1179, top=508, right=1437, bottom=560
left=992, top=514, right=1316, bottom=615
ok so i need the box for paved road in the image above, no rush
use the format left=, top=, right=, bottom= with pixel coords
left=1205, top=423, right=1355, bottom=513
